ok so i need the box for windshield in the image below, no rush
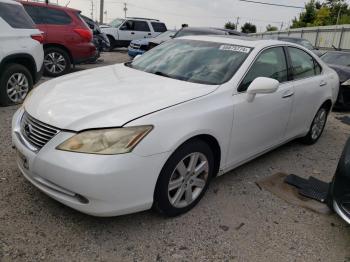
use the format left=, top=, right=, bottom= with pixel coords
left=321, top=52, right=350, bottom=67
left=128, top=39, right=252, bottom=85
left=110, top=18, right=124, bottom=28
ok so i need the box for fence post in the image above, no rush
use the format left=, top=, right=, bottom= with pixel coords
left=339, top=27, right=344, bottom=50
left=315, top=28, right=320, bottom=48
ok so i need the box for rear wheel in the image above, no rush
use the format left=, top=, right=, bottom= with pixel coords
left=154, top=139, right=214, bottom=217
left=0, top=63, right=33, bottom=107
left=300, top=106, right=329, bottom=145
left=43, top=47, right=71, bottom=77
left=107, top=36, right=115, bottom=51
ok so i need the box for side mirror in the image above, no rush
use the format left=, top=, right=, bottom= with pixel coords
left=246, top=77, right=279, bottom=102
left=169, top=35, right=174, bottom=38
left=120, top=25, right=127, bottom=30
left=133, top=54, right=142, bottom=60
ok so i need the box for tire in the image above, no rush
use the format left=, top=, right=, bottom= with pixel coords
left=43, top=47, right=71, bottom=77
left=107, top=36, right=115, bottom=51
left=300, top=106, right=329, bottom=145
left=0, top=63, right=33, bottom=107
left=154, top=139, right=214, bottom=217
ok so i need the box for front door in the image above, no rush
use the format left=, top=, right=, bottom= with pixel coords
left=227, top=46, right=294, bottom=167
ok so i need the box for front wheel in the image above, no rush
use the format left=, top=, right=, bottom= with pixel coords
left=300, top=106, right=329, bottom=145
left=154, top=139, right=214, bottom=217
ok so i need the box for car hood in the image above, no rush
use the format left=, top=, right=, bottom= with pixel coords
left=131, top=38, right=150, bottom=45
left=328, top=64, right=350, bottom=83
left=24, top=64, right=218, bottom=131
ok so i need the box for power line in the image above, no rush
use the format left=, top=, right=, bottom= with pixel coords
left=238, top=0, right=304, bottom=9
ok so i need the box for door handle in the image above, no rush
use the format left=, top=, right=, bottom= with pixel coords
left=320, top=80, right=327, bottom=86
left=282, top=91, right=294, bottom=98
left=148, top=33, right=152, bottom=35
left=131, top=32, right=135, bottom=35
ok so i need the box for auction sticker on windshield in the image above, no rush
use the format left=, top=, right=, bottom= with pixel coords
left=219, top=45, right=251, bottom=53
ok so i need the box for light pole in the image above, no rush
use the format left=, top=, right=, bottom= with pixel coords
left=99, top=0, right=104, bottom=24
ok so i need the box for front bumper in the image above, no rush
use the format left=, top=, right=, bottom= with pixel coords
left=128, top=48, right=145, bottom=58
left=12, top=109, right=169, bottom=217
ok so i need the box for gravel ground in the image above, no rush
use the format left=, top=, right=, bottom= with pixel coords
left=1, top=51, right=350, bottom=262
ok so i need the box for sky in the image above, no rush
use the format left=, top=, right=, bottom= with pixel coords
left=53, top=0, right=350, bottom=32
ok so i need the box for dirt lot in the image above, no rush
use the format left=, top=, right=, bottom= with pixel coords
left=1, top=51, right=350, bottom=262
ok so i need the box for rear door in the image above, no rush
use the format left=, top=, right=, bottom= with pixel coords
left=22, top=5, right=48, bottom=40
left=285, top=46, right=325, bottom=138
left=150, top=22, right=167, bottom=37
left=118, top=20, right=151, bottom=42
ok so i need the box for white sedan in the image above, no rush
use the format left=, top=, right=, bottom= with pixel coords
left=12, top=36, right=339, bottom=217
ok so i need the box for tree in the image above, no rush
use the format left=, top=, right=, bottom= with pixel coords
left=290, top=0, right=350, bottom=28
left=241, top=22, right=256, bottom=33
left=224, top=21, right=236, bottom=30
left=266, top=24, right=278, bottom=32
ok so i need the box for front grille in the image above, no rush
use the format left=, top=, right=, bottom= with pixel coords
left=130, top=43, right=141, bottom=49
left=20, top=112, right=60, bottom=151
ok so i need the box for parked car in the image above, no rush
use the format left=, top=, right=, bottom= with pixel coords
left=21, top=1, right=97, bottom=77
left=215, top=28, right=244, bottom=36
left=128, top=27, right=230, bottom=58
left=12, top=36, right=338, bottom=217
left=173, top=27, right=229, bottom=38
left=328, top=137, right=350, bottom=224
left=128, top=30, right=175, bottom=58
left=320, top=51, right=350, bottom=109
left=276, top=36, right=324, bottom=56
left=0, top=0, right=44, bottom=106
left=101, top=17, right=167, bottom=50
left=81, top=15, right=110, bottom=62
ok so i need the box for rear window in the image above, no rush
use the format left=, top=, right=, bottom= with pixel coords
left=0, top=3, right=35, bottom=29
left=151, top=22, right=167, bottom=32
left=23, top=5, right=72, bottom=25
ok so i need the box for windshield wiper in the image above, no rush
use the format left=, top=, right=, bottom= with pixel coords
left=124, top=61, right=133, bottom=68
left=154, top=71, right=171, bottom=78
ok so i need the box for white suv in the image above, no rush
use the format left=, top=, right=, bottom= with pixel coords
left=101, top=17, right=167, bottom=50
left=0, top=0, right=44, bottom=106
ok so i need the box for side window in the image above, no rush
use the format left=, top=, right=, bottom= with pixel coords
left=151, top=22, right=167, bottom=32
left=239, top=47, right=288, bottom=92
left=288, top=47, right=319, bottom=80
left=42, top=8, right=72, bottom=25
left=133, top=21, right=150, bottom=32
left=23, top=5, right=44, bottom=24
left=0, top=3, right=35, bottom=29
left=121, top=20, right=134, bottom=30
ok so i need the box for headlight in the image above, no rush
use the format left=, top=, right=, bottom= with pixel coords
left=342, top=79, right=350, bottom=86
left=57, top=126, right=153, bottom=155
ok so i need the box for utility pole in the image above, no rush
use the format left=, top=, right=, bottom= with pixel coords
left=123, top=2, right=128, bottom=18
left=336, top=4, right=342, bottom=25
left=236, top=17, right=240, bottom=30
left=99, top=0, right=104, bottom=24
left=90, top=0, right=94, bottom=20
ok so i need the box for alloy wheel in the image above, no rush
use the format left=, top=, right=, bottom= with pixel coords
left=6, top=73, right=29, bottom=103
left=168, top=152, right=209, bottom=208
left=311, top=108, right=327, bottom=140
left=44, top=52, right=67, bottom=74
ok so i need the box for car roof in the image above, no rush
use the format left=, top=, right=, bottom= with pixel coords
left=178, top=34, right=303, bottom=49
left=1, top=0, right=21, bottom=5
left=20, top=1, right=80, bottom=12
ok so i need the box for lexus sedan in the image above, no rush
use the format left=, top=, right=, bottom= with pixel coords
left=12, top=36, right=339, bottom=217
